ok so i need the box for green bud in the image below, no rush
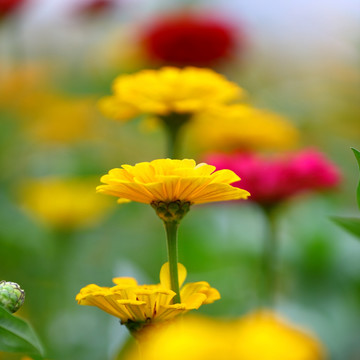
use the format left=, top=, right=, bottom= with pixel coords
left=0, top=281, right=25, bottom=313
left=151, top=200, right=191, bottom=223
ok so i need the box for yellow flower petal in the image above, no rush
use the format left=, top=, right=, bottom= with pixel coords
left=112, top=278, right=138, bottom=287
left=160, top=262, right=187, bottom=289
left=98, top=96, right=139, bottom=121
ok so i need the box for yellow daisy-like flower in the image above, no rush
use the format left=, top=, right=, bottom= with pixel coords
left=190, top=104, right=299, bottom=152
left=21, top=178, right=112, bottom=229
left=234, top=311, right=326, bottom=360
left=97, top=159, right=249, bottom=214
left=124, top=311, right=326, bottom=360
left=23, top=95, right=97, bottom=144
left=76, top=263, right=220, bottom=332
left=98, top=67, right=243, bottom=120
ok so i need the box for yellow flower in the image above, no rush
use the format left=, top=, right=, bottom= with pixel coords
left=23, top=94, right=97, bottom=144
left=21, top=177, right=112, bottom=229
left=124, top=311, right=326, bottom=360
left=97, top=159, right=250, bottom=208
left=76, top=263, right=220, bottom=330
left=234, top=310, right=326, bottom=360
left=98, top=67, right=243, bottom=120
left=124, top=316, right=231, bottom=360
left=189, top=104, right=299, bottom=152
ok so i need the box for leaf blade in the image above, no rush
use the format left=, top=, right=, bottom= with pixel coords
left=0, top=306, right=43, bottom=355
left=331, top=216, right=360, bottom=240
left=351, top=147, right=360, bottom=210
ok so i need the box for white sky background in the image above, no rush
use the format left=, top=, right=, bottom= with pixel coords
left=17, top=0, right=359, bottom=65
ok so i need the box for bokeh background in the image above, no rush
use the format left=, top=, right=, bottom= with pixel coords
left=0, top=0, right=359, bottom=359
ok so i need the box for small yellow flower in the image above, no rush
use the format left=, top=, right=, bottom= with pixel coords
left=76, top=263, right=220, bottom=328
left=234, top=310, right=326, bottom=360
left=190, top=104, right=299, bottom=151
left=97, top=159, right=250, bottom=208
left=98, top=67, right=243, bottom=120
left=21, top=178, right=112, bottom=229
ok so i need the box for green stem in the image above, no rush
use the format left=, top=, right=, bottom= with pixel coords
left=159, top=113, right=191, bottom=159
left=163, top=221, right=181, bottom=303
left=165, top=125, right=180, bottom=159
left=262, top=206, right=278, bottom=307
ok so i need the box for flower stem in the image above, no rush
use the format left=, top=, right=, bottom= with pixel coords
left=262, top=206, right=279, bottom=306
left=159, top=113, right=191, bottom=159
left=163, top=221, right=181, bottom=303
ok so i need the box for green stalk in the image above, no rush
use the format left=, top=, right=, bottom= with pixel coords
left=159, top=113, right=191, bottom=159
left=262, top=206, right=278, bottom=307
left=163, top=221, right=181, bottom=303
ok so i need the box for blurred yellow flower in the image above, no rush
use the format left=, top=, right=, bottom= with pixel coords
left=76, top=263, right=219, bottom=331
left=190, top=104, right=299, bottom=152
left=22, top=94, right=98, bottom=144
left=0, top=63, right=49, bottom=110
left=234, top=311, right=326, bottom=360
left=97, top=158, right=250, bottom=207
left=125, top=316, right=231, bottom=360
left=21, top=178, right=112, bottom=229
left=125, top=311, right=326, bottom=360
left=98, top=67, right=243, bottom=121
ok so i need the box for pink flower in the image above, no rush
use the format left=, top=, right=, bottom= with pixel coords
left=204, top=149, right=341, bottom=206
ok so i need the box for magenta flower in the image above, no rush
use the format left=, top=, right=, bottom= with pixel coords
left=204, top=149, right=341, bottom=206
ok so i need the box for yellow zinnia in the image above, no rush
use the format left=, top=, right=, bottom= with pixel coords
left=98, top=67, right=243, bottom=120
left=190, top=104, right=299, bottom=152
left=21, top=177, right=112, bottom=229
left=99, top=67, right=245, bottom=157
left=97, top=158, right=249, bottom=209
left=124, top=311, right=326, bottom=360
left=76, top=263, right=220, bottom=334
left=234, top=310, right=326, bottom=360
left=23, top=95, right=97, bottom=144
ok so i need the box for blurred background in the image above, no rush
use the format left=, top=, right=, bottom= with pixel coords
left=0, top=0, right=359, bottom=359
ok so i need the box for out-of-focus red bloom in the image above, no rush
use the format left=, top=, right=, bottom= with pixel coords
left=0, top=0, right=26, bottom=19
left=204, top=149, right=341, bottom=206
left=75, top=0, right=115, bottom=17
left=141, top=13, right=242, bottom=67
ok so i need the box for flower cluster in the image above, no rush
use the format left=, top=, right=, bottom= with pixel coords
left=205, top=149, right=340, bottom=206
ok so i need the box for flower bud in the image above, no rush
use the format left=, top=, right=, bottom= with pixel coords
left=0, top=281, right=25, bottom=313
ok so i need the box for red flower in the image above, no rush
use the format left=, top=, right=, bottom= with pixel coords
left=74, top=0, right=115, bottom=17
left=204, top=150, right=341, bottom=207
left=0, top=0, right=26, bottom=19
left=141, top=13, right=242, bottom=67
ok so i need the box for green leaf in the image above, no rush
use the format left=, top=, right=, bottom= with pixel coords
left=0, top=306, right=43, bottom=355
left=331, top=216, right=360, bottom=239
left=351, top=147, right=360, bottom=210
